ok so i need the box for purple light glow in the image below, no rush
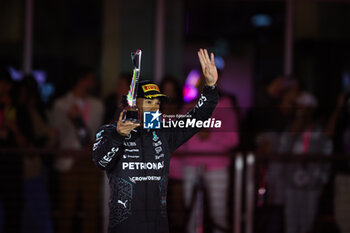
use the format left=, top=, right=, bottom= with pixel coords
left=183, top=69, right=201, bottom=103
left=32, top=70, right=47, bottom=85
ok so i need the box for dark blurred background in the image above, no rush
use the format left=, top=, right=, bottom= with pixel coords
left=2, top=0, right=350, bottom=104
left=1, top=0, right=350, bottom=233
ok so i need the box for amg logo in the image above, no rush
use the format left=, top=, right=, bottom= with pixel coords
left=122, top=161, right=164, bottom=170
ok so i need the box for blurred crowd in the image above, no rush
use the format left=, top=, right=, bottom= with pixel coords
left=0, top=66, right=350, bottom=233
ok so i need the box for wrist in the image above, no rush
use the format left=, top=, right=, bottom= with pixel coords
left=117, top=130, right=128, bottom=137
left=204, top=83, right=217, bottom=90
left=205, top=81, right=216, bottom=87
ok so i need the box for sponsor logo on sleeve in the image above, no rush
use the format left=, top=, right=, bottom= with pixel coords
left=95, top=130, right=104, bottom=140
left=93, top=140, right=102, bottom=151
left=195, top=94, right=207, bottom=108
left=98, top=147, right=119, bottom=167
left=93, top=130, right=105, bottom=151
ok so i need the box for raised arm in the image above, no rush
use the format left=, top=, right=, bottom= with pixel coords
left=167, top=49, right=219, bottom=151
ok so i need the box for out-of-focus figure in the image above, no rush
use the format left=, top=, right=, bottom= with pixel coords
left=246, top=76, right=299, bottom=152
left=258, top=80, right=299, bottom=233
left=178, top=77, right=240, bottom=233
left=160, top=76, right=185, bottom=233
left=51, top=67, right=104, bottom=233
left=103, top=73, right=131, bottom=124
left=326, top=92, right=350, bottom=233
left=277, top=92, right=332, bottom=233
left=0, top=68, right=25, bottom=233
left=15, top=74, right=56, bottom=233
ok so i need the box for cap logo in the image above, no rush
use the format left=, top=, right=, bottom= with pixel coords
left=144, top=94, right=165, bottom=99
left=142, top=84, right=160, bottom=93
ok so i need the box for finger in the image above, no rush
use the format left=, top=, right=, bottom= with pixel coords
left=198, top=49, right=205, bottom=68
left=123, top=123, right=139, bottom=131
left=204, top=49, right=210, bottom=64
left=199, top=48, right=208, bottom=65
left=198, top=50, right=206, bottom=69
left=198, top=49, right=205, bottom=64
left=210, top=53, right=215, bottom=65
left=123, top=120, right=137, bottom=126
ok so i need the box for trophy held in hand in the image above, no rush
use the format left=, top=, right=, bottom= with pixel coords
left=123, top=49, right=142, bottom=123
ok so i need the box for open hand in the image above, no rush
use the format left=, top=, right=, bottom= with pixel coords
left=198, top=48, right=218, bottom=86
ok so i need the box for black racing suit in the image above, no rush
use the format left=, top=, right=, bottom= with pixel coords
left=92, top=86, right=219, bottom=233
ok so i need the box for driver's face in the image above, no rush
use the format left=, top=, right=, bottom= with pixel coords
left=136, top=98, right=161, bottom=118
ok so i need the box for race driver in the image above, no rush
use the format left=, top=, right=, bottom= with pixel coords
left=93, top=49, right=219, bottom=233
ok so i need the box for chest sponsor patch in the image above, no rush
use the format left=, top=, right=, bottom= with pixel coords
left=122, top=161, right=164, bottom=170
left=125, top=149, right=139, bottom=152
left=123, top=154, right=140, bottom=159
left=124, top=142, right=136, bottom=147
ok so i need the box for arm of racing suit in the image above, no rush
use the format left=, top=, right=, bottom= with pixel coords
left=167, top=85, right=219, bottom=152
left=92, top=124, right=124, bottom=170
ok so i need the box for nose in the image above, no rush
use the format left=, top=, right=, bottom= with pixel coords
left=150, top=103, right=160, bottom=112
left=150, top=106, right=158, bottom=112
